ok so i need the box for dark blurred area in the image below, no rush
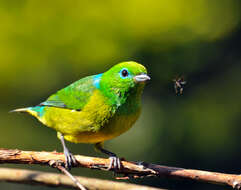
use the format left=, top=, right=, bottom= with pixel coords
left=0, top=0, right=241, bottom=189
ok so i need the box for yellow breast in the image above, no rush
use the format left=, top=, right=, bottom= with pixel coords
left=34, top=90, right=140, bottom=144
left=64, top=110, right=140, bottom=143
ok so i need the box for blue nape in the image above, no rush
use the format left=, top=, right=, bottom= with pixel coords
left=93, top=73, right=103, bottom=89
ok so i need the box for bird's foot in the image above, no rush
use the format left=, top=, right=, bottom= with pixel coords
left=63, top=148, right=77, bottom=170
left=107, top=156, right=121, bottom=171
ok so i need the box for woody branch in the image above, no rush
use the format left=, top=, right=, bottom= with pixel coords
left=0, top=149, right=241, bottom=189
left=0, top=167, right=160, bottom=190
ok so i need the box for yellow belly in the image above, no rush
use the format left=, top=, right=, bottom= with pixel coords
left=63, top=111, right=140, bottom=143
left=36, top=90, right=141, bottom=144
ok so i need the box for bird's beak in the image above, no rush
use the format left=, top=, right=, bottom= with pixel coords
left=134, top=74, right=151, bottom=83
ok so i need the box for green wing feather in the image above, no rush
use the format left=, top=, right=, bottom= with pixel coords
left=41, top=75, right=97, bottom=110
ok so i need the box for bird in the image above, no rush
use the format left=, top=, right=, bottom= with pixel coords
left=11, top=61, right=150, bottom=170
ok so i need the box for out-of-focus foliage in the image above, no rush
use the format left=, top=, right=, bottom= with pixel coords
left=0, top=0, right=241, bottom=189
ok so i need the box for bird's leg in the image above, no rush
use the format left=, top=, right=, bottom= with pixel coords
left=95, top=142, right=121, bottom=171
left=59, top=133, right=76, bottom=170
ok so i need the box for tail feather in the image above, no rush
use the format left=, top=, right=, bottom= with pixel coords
left=10, top=107, right=38, bottom=118
left=10, top=106, right=45, bottom=119
left=10, top=108, right=30, bottom=113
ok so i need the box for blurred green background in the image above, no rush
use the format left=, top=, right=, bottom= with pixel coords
left=1, top=0, right=241, bottom=189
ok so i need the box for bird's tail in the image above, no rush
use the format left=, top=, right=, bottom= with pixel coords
left=10, top=108, right=30, bottom=113
left=10, top=107, right=40, bottom=118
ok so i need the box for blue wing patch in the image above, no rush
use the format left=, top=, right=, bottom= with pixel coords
left=39, top=100, right=67, bottom=108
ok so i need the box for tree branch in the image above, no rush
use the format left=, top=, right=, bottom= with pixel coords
left=52, top=163, right=87, bottom=190
left=0, top=148, right=240, bottom=189
left=0, top=167, right=161, bottom=190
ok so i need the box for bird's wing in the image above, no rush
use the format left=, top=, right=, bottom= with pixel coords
left=40, top=74, right=101, bottom=111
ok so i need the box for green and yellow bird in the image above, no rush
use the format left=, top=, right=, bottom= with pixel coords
left=12, top=61, right=150, bottom=170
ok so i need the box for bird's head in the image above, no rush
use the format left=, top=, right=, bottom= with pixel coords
left=99, top=61, right=150, bottom=103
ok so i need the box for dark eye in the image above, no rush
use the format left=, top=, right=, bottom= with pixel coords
left=121, top=69, right=129, bottom=77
